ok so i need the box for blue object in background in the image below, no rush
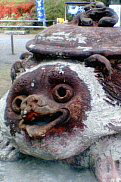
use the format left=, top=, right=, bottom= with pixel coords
left=36, top=0, right=46, bottom=26
left=68, top=5, right=85, bottom=15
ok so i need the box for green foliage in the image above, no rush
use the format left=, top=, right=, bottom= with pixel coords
left=1, top=14, right=17, bottom=26
left=45, top=0, right=110, bottom=20
left=45, top=0, right=90, bottom=20
left=0, top=0, right=110, bottom=22
left=96, top=0, right=110, bottom=5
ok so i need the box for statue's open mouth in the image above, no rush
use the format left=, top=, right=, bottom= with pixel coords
left=19, top=108, right=69, bottom=138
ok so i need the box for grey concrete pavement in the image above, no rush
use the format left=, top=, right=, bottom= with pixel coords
left=0, top=33, right=35, bottom=98
left=0, top=33, right=35, bottom=64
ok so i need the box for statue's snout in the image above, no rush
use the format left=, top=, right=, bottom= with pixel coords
left=12, top=94, right=70, bottom=138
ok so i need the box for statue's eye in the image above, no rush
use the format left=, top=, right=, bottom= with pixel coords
left=52, top=84, right=74, bottom=103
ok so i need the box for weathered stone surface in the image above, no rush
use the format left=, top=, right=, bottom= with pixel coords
left=26, top=24, right=121, bottom=58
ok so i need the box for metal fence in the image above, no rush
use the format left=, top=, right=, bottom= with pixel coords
left=0, top=19, right=56, bottom=54
left=0, top=19, right=56, bottom=28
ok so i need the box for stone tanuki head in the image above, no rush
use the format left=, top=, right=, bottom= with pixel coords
left=5, top=61, right=92, bottom=160
left=1, top=24, right=121, bottom=181
left=71, top=2, right=119, bottom=27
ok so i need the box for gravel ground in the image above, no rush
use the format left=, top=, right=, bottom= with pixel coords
left=0, top=33, right=35, bottom=98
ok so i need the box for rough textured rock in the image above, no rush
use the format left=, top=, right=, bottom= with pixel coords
left=70, top=2, right=118, bottom=27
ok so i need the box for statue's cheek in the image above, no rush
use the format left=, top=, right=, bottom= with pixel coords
left=67, top=97, right=89, bottom=129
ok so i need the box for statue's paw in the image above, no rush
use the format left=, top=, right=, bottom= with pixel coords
left=98, top=17, right=117, bottom=27
left=0, top=139, right=20, bottom=161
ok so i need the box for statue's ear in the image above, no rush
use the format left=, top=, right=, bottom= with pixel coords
left=11, top=61, right=25, bottom=83
left=11, top=52, right=39, bottom=83
left=85, top=54, right=113, bottom=79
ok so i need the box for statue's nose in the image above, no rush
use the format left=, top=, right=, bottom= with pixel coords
left=11, top=94, right=57, bottom=115
left=21, top=95, right=45, bottom=110
left=20, top=94, right=56, bottom=116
